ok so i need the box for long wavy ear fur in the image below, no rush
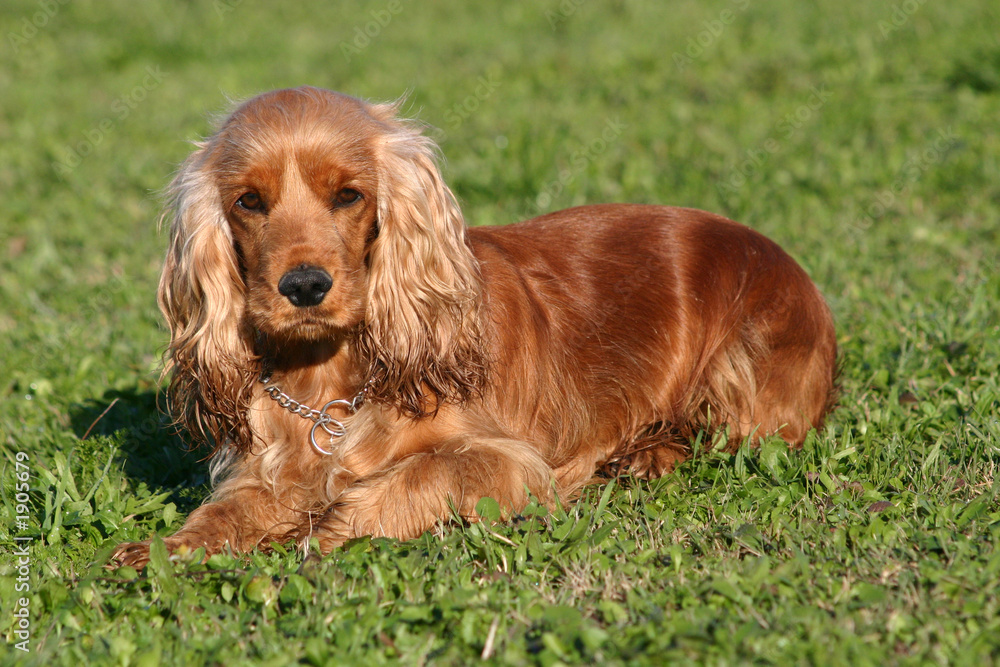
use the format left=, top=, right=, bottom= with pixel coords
left=158, top=145, right=257, bottom=452
left=359, top=105, right=486, bottom=413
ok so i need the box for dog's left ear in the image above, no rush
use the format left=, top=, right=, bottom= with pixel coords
left=360, top=109, right=485, bottom=413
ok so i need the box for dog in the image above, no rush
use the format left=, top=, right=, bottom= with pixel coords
left=113, top=86, right=836, bottom=567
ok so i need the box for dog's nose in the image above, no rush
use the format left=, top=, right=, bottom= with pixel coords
left=278, top=265, right=333, bottom=307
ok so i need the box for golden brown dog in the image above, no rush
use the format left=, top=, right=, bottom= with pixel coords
left=114, top=87, right=836, bottom=567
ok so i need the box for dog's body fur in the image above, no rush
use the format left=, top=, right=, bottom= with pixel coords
left=113, top=88, right=836, bottom=567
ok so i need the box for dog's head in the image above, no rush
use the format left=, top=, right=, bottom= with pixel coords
left=210, top=88, right=382, bottom=341
left=160, top=87, right=484, bottom=450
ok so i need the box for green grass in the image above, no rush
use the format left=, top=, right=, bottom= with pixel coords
left=2, top=0, right=999, bottom=664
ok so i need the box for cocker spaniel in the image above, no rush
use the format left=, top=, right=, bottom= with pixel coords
left=113, top=87, right=836, bottom=567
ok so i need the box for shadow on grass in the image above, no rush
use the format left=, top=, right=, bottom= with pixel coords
left=69, top=386, right=211, bottom=512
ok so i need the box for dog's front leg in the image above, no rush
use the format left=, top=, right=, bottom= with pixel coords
left=303, top=435, right=554, bottom=553
left=112, top=457, right=317, bottom=569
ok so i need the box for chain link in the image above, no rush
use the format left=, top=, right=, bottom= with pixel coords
left=263, top=385, right=326, bottom=422
left=260, top=375, right=374, bottom=456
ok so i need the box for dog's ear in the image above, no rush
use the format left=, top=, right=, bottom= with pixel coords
left=158, top=144, right=256, bottom=452
left=360, top=108, right=485, bottom=413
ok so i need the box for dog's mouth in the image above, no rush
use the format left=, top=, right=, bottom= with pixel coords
left=250, top=303, right=362, bottom=344
left=267, top=315, right=342, bottom=341
left=292, top=316, right=344, bottom=337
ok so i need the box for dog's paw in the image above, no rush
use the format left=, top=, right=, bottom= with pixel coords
left=110, top=536, right=213, bottom=570
left=293, top=511, right=353, bottom=555
left=110, top=540, right=155, bottom=570
left=297, top=477, right=446, bottom=555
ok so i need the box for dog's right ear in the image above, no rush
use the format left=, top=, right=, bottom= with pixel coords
left=158, top=144, right=257, bottom=453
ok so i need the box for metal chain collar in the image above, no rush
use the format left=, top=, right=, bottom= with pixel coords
left=259, top=374, right=373, bottom=456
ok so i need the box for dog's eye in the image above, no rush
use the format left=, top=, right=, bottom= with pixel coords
left=333, top=188, right=362, bottom=208
left=237, top=192, right=265, bottom=212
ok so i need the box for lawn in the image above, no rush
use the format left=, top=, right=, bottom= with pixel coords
left=1, top=0, right=999, bottom=664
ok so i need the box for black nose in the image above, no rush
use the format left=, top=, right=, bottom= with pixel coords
left=277, top=265, right=333, bottom=307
